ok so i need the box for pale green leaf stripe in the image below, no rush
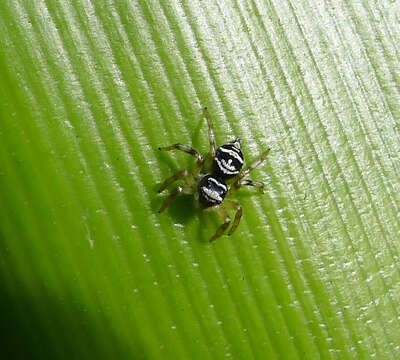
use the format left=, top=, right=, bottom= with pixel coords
left=1, top=0, right=400, bottom=359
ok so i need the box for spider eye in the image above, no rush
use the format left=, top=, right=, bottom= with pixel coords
left=232, top=138, right=241, bottom=149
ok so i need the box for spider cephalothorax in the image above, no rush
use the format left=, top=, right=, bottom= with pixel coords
left=158, top=107, right=270, bottom=242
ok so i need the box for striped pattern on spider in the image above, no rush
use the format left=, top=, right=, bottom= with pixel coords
left=158, top=107, right=270, bottom=242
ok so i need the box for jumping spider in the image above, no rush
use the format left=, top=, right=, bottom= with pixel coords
left=158, top=107, right=270, bottom=242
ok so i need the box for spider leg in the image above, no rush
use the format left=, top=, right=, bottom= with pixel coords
left=158, top=170, right=193, bottom=193
left=158, top=185, right=192, bottom=213
left=159, top=144, right=204, bottom=167
left=237, top=148, right=270, bottom=181
left=236, top=179, right=265, bottom=194
left=208, top=206, right=231, bottom=242
left=203, top=107, right=216, bottom=157
left=203, top=107, right=217, bottom=170
left=224, top=200, right=243, bottom=236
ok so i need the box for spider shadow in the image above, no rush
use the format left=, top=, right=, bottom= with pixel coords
left=151, top=185, right=198, bottom=225
left=197, top=191, right=265, bottom=244
left=152, top=186, right=221, bottom=244
left=152, top=187, right=258, bottom=244
left=163, top=194, right=198, bottom=225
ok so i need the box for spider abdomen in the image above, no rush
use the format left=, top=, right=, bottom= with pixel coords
left=198, top=174, right=227, bottom=208
left=213, top=139, right=244, bottom=179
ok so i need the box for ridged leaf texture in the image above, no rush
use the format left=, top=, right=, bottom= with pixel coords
left=1, top=0, right=400, bottom=359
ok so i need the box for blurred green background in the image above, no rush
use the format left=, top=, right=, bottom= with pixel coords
left=1, top=0, right=400, bottom=359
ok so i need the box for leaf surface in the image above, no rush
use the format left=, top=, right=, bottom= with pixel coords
left=1, top=0, right=400, bottom=359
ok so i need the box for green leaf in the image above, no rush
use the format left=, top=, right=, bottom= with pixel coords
left=1, top=0, right=400, bottom=359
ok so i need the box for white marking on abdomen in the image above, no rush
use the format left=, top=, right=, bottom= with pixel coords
left=202, top=187, right=222, bottom=202
left=208, top=177, right=227, bottom=191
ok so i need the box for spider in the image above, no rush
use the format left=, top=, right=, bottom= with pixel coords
left=157, top=107, right=270, bottom=242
